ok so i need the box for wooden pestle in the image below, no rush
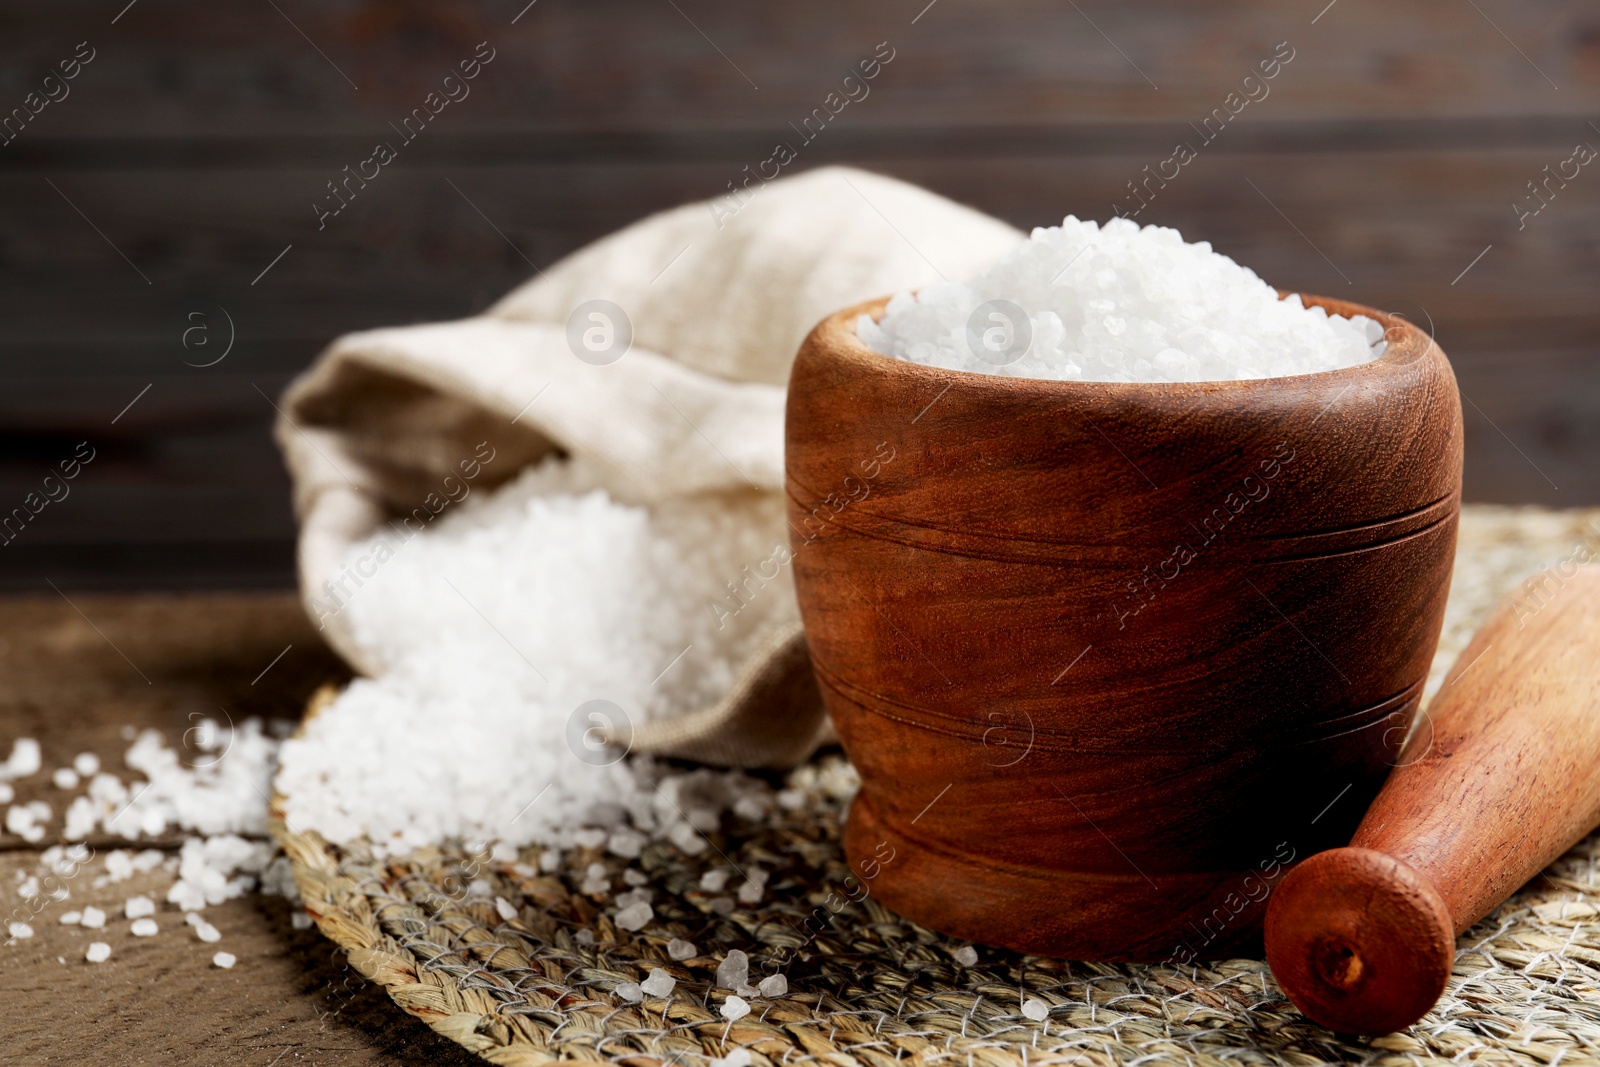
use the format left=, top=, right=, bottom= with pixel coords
left=1264, top=564, right=1600, bottom=1033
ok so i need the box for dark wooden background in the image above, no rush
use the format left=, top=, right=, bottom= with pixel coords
left=2, top=0, right=1597, bottom=591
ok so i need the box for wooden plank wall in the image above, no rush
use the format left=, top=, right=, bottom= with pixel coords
left=1, top=0, right=1597, bottom=590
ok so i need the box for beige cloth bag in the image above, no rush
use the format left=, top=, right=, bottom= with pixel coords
left=276, top=166, right=1022, bottom=767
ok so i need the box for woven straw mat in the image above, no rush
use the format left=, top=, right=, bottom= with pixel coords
left=272, top=504, right=1600, bottom=1067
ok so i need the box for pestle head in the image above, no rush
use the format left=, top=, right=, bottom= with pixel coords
left=1264, top=847, right=1455, bottom=1034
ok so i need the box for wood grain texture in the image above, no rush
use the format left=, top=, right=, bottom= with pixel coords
left=784, top=294, right=1463, bottom=960
left=2, top=0, right=1597, bottom=590
left=0, top=593, right=484, bottom=1066
left=1265, top=564, right=1600, bottom=1034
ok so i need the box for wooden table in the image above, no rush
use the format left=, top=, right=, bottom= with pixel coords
left=0, top=593, right=480, bottom=1066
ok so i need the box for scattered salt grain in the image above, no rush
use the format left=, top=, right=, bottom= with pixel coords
left=720, top=995, right=751, bottom=1022
left=2, top=738, right=41, bottom=779
left=192, top=919, right=221, bottom=943
left=52, top=768, right=79, bottom=790
left=608, top=829, right=644, bottom=859
left=80, top=906, right=105, bottom=929
left=538, top=849, right=561, bottom=873
left=0, top=783, right=11, bottom=803
left=700, top=869, right=730, bottom=893
left=1022, top=998, right=1049, bottom=1022
left=130, top=918, right=158, bottom=937
left=73, top=753, right=100, bottom=777
left=712, top=1051, right=752, bottom=1067
left=104, top=852, right=134, bottom=882
left=59, top=911, right=82, bottom=925
left=758, top=974, right=787, bottom=998
left=860, top=216, right=1386, bottom=383
left=494, top=897, right=518, bottom=922
left=641, top=967, right=676, bottom=997
left=623, top=869, right=649, bottom=887
left=292, top=911, right=313, bottom=930
left=955, top=945, right=978, bottom=967
left=86, top=942, right=111, bottom=963
left=8, top=921, right=33, bottom=940
left=737, top=868, right=768, bottom=905
left=124, top=895, right=155, bottom=919
left=574, top=928, right=595, bottom=946
left=717, top=949, right=749, bottom=990
left=667, top=938, right=697, bottom=961
left=573, top=828, right=607, bottom=849
left=614, top=901, right=652, bottom=931
left=709, top=897, right=735, bottom=916
left=616, top=981, right=644, bottom=1003
left=212, top=951, right=236, bottom=968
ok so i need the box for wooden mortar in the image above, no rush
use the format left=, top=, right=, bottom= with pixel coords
left=784, top=294, right=1463, bottom=960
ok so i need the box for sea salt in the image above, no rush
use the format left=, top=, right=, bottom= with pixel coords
left=73, top=753, right=100, bottom=777
left=859, top=216, right=1386, bottom=382
left=7, top=921, right=33, bottom=940
left=616, top=981, right=644, bottom=1003
left=758, top=974, right=787, bottom=998
left=641, top=967, right=676, bottom=997
left=720, top=995, right=751, bottom=1022
left=53, top=768, right=79, bottom=790
left=85, top=942, right=111, bottom=963
left=668, top=938, right=697, bottom=961
left=131, top=918, right=158, bottom=937
left=59, top=911, right=81, bottom=925
left=273, top=457, right=787, bottom=858
left=717, top=949, right=749, bottom=990
left=192, top=919, right=222, bottom=943
left=615, top=901, right=652, bottom=931
left=1022, top=998, right=1049, bottom=1022
left=494, top=897, right=518, bottom=922
left=212, top=951, right=236, bottom=968
left=2, top=738, right=41, bottom=779
left=954, top=945, right=978, bottom=967
left=124, top=895, right=155, bottom=919
left=80, top=906, right=105, bottom=929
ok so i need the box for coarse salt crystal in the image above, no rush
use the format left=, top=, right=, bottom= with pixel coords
left=193, top=920, right=221, bottom=943
left=1022, top=997, right=1049, bottom=1022
left=758, top=974, right=787, bottom=998
left=7, top=921, right=33, bottom=939
left=955, top=946, right=978, bottom=967
left=494, top=897, right=518, bottom=922
left=53, top=768, right=79, bottom=790
left=4, top=738, right=41, bottom=778
left=712, top=1051, right=752, bottom=1067
left=720, top=995, right=750, bottom=1022
left=667, top=938, right=697, bottom=961
left=212, top=951, right=236, bottom=968
left=80, top=906, right=105, bottom=929
left=616, top=981, right=644, bottom=1002
left=131, top=918, right=158, bottom=936
left=59, top=911, right=82, bottom=925
left=700, top=869, right=730, bottom=893
left=124, top=895, right=155, bottom=919
left=73, top=753, right=100, bottom=777
left=615, top=901, right=652, bottom=932
left=640, top=967, right=676, bottom=997
left=716, top=949, right=749, bottom=990
left=85, top=942, right=111, bottom=963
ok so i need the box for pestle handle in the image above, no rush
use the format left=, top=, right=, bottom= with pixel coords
left=1265, top=564, right=1600, bottom=1034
